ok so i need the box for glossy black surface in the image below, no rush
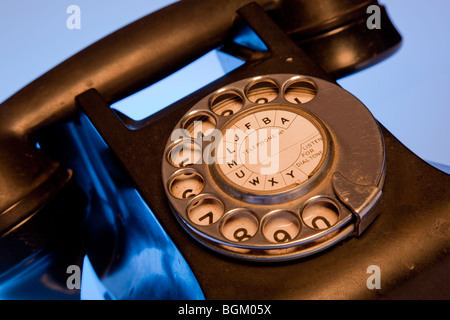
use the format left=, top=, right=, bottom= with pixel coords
left=1, top=0, right=446, bottom=300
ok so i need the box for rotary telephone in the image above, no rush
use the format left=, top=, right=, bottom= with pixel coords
left=0, top=0, right=449, bottom=300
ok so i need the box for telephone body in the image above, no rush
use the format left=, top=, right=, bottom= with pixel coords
left=0, top=0, right=449, bottom=300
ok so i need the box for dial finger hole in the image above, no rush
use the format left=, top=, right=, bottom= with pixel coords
left=210, top=91, right=244, bottom=116
left=187, top=195, right=224, bottom=226
left=301, top=199, right=340, bottom=230
left=167, top=139, right=202, bottom=168
left=168, top=170, right=204, bottom=199
left=262, top=211, right=300, bottom=244
left=284, top=79, right=317, bottom=104
left=182, top=112, right=217, bottom=139
left=246, top=80, right=279, bottom=104
left=221, top=210, right=259, bottom=242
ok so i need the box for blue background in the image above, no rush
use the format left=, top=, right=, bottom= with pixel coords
left=1, top=0, right=449, bottom=170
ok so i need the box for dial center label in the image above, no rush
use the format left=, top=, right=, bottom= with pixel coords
left=216, top=107, right=324, bottom=193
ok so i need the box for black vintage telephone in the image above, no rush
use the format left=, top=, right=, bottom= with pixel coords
left=0, top=0, right=449, bottom=300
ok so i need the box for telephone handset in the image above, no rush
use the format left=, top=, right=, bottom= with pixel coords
left=1, top=0, right=449, bottom=299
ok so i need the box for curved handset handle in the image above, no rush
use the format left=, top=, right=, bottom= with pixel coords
left=0, top=0, right=279, bottom=220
